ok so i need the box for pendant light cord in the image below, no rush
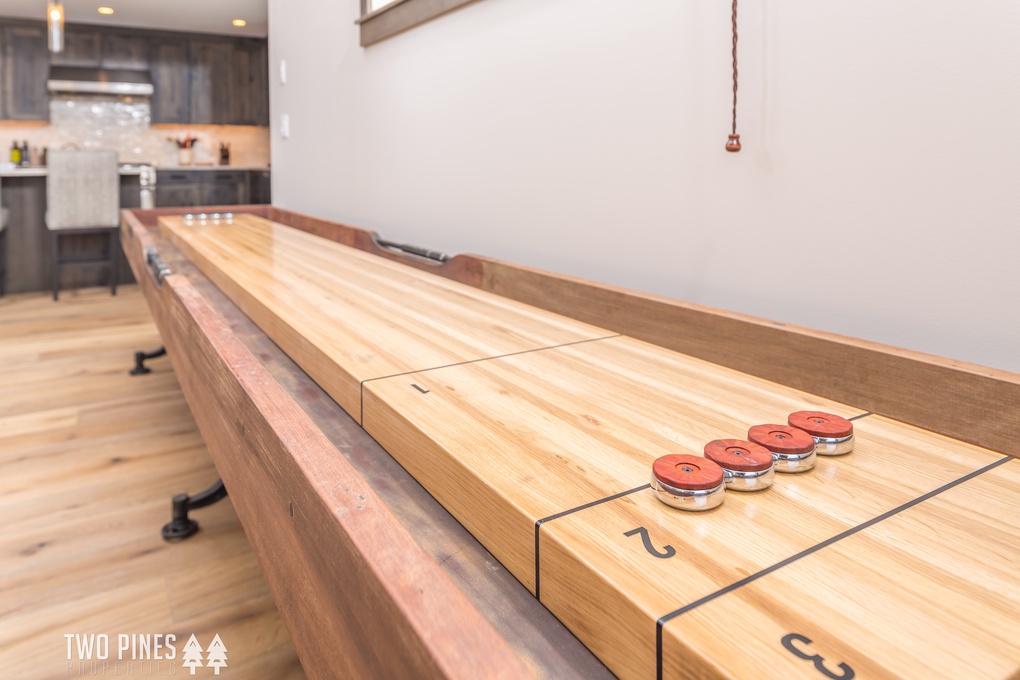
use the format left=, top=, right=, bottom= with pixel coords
left=731, top=0, right=739, bottom=136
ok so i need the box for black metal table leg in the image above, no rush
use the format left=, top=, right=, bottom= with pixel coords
left=161, top=479, right=229, bottom=541
left=130, top=346, right=167, bottom=375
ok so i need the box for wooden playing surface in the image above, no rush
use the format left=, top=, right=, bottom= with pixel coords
left=158, top=214, right=1020, bottom=679
left=159, top=213, right=611, bottom=418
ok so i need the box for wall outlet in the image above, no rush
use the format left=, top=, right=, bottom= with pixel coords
left=280, top=113, right=290, bottom=139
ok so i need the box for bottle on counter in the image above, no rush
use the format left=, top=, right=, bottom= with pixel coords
left=20, top=141, right=29, bottom=167
left=10, top=141, right=21, bottom=165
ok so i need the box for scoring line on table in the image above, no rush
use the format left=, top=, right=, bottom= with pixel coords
left=653, top=453, right=1015, bottom=680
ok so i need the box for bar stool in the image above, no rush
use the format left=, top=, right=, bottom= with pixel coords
left=0, top=205, right=8, bottom=297
left=46, top=150, right=120, bottom=301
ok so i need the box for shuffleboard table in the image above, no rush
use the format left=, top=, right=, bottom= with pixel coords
left=121, top=206, right=1020, bottom=680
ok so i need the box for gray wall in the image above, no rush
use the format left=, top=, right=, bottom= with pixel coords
left=268, top=0, right=1020, bottom=373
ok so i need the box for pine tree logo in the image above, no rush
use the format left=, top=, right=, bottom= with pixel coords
left=205, top=634, right=228, bottom=675
left=181, top=634, right=205, bottom=675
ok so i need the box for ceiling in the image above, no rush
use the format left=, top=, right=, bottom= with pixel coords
left=0, top=0, right=268, bottom=37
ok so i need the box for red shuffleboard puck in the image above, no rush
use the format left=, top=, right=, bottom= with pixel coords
left=747, top=424, right=817, bottom=473
left=651, top=454, right=725, bottom=511
left=747, top=424, right=815, bottom=454
left=653, top=454, right=723, bottom=489
left=704, top=439, right=775, bottom=492
left=789, top=411, right=853, bottom=438
left=704, top=439, right=774, bottom=472
left=788, top=411, right=856, bottom=455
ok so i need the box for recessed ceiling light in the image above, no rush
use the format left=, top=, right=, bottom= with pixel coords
left=98, top=7, right=114, bottom=14
left=232, top=19, right=247, bottom=27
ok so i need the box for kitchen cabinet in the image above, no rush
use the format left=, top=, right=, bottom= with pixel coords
left=151, top=40, right=190, bottom=124
left=2, top=24, right=49, bottom=121
left=231, top=40, right=270, bottom=126
left=201, top=171, right=248, bottom=205
left=0, top=19, right=268, bottom=127
left=119, top=175, right=142, bottom=209
left=101, top=33, right=150, bottom=70
left=156, top=169, right=261, bottom=208
left=0, top=29, right=4, bottom=118
left=49, top=28, right=150, bottom=70
left=189, top=40, right=234, bottom=125
left=155, top=171, right=202, bottom=208
left=50, top=28, right=102, bottom=67
left=249, top=170, right=272, bottom=204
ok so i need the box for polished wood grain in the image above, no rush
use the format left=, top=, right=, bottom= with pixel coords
left=123, top=218, right=537, bottom=680
left=158, top=213, right=612, bottom=418
left=0, top=286, right=304, bottom=680
left=266, top=206, right=485, bottom=285
left=476, top=260, right=1020, bottom=459
left=257, top=205, right=1020, bottom=459
left=661, top=460, right=1020, bottom=680
left=362, top=336, right=1019, bottom=679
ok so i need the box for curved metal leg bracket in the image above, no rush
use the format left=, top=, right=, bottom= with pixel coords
left=161, top=479, right=229, bottom=541
left=130, top=346, right=167, bottom=375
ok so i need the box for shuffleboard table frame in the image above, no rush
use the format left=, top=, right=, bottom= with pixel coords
left=120, top=205, right=1019, bottom=679
left=120, top=206, right=540, bottom=680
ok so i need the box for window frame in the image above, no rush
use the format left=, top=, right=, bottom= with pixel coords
left=357, top=0, right=480, bottom=47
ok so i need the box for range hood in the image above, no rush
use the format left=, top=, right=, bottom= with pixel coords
left=47, top=66, right=154, bottom=96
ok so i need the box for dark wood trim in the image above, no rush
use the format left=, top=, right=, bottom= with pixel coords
left=358, top=0, right=481, bottom=47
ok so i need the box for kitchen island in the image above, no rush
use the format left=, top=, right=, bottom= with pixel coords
left=0, top=167, right=139, bottom=294
left=0, top=166, right=269, bottom=294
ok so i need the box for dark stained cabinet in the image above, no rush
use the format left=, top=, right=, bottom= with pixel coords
left=0, top=19, right=268, bottom=126
left=50, top=27, right=150, bottom=70
left=151, top=40, right=190, bottom=124
left=249, top=170, right=272, bottom=204
left=100, top=33, right=150, bottom=70
left=155, top=172, right=202, bottom=207
left=156, top=170, right=264, bottom=208
left=2, top=24, right=49, bottom=121
left=231, top=40, right=270, bottom=126
left=189, top=40, right=234, bottom=125
left=119, top=175, right=142, bottom=209
left=50, top=29, right=102, bottom=67
left=201, top=171, right=248, bottom=205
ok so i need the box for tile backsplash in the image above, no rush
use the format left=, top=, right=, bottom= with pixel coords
left=0, top=94, right=269, bottom=168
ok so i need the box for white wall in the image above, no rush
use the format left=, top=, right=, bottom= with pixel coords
left=268, top=0, right=1020, bottom=373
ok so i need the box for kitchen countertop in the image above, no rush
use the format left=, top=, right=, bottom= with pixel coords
left=0, top=165, right=145, bottom=178
left=0, top=166, right=48, bottom=178
left=155, top=165, right=271, bottom=172
left=0, top=165, right=270, bottom=178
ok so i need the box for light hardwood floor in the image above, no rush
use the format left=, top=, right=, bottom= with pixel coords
left=0, top=286, right=306, bottom=680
